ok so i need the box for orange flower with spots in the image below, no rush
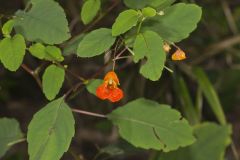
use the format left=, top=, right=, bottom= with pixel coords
left=96, top=71, right=123, bottom=102
left=171, top=49, right=186, bottom=61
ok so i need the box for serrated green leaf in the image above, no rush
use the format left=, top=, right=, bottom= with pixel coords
left=81, top=0, right=101, bottom=25
left=27, top=97, right=75, bottom=160
left=193, top=68, right=227, bottom=125
left=45, top=46, right=64, bottom=62
left=29, top=43, right=46, bottom=59
left=14, top=0, right=70, bottom=44
left=144, top=3, right=202, bottom=42
left=108, top=98, right=195, bottom=151
left=158, top=123, right=232, bottom=160
left=77, top=28, right=116, bottom=57
left=142, top=7, right=156, bottom=17
left=42, top=64, right=65, bottom=100
left=86, top=79, right=103, bottom=95
left=133, top=31, right=166, bottom=81
left=0, top=34, right=26, bottom=71
left=2, top=19, right=15, bottom=37
left=0, top=118, right=23, bottom=158
left=112, top=9, right=139, bottom=36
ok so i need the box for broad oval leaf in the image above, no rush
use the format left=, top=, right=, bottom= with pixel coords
left=27, top=97, right=75, bottom=160
left=81, top=0, right=101, bottom=25
left=77, top=28, right=116, bottom=57
left=112, top=9, right=139, bottom=36
left=108, top=98, right=195, bottom=151
left=29, top=43, right=46, bottom=59
left=0, top=34, right=26, bottom=71
left=144, top=3, right=202, bottom=42
left=2, top=19, right=15, bottom=37
left=142, top=7, right=156, bottom=17
left=45, top=46, right=64, bottom=62
left=42, top=64, right=65, bottom=100
left=133, top=31, right=166, bottom=81
left=14, top=0, right=70, bottom=44
left=158, top=123, right=232, bottom=160
left=0, top=118, right=23, bottom=158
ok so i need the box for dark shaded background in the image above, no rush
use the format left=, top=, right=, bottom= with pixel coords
left=0, top=0, right=240, bottom=159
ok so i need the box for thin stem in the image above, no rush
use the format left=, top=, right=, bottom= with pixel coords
left=113, top=56, right=131, bottom=61
left=136, top=20, right=143, bottom=35
left=55, top=62, right=86, bottom=81
left=164, top=66, right=174, bottom=73
left=21, top=64, right=42, bottom=88
left=72, top=108, right=107, bottom=118
left=7, top=138, right=26, bottom=147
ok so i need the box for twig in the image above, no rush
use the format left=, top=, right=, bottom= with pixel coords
left=191, top=35, right=240, bottom=65
left=21, top=64, right=42, bottom=88
left=72, top=108, right=107, bottom=118
left=7, top=138, right=26, bottom=147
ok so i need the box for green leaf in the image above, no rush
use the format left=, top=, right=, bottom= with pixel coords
left=42, top=64, right=65, bottom=100
left=142, top=7, right=156, bottom=17
left=158, top=123, right=232, bottom=160
left=63, top=34, right=85, bottom=56
left=27, top=97, right=75, bottom=160
left=133, top=31, right=166, bottom=81
left=112, top=9, right=140, bottom=36
left=193, top=68, right=227, bottom=125
left=29, top=43, right=46, bottom=59
left=0, top=118, right=23, bottom=158
left=144, top=3, right=202, bottom=42
left=2, top=19, right=15, bottom=37
left=77, top=28, right=116, bottom=57
left=45, top=46, right=64, bottom=62
left=86, top=79, right=103, bottom=96
left=14, top=0, right=70, bottom=44
left=108, top=98, right=195, bottom=151
left=0, top=34, right=26, bottom=71
left=81, top=0, right=101, bottom=25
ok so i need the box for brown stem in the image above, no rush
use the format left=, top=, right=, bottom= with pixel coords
left=21, top=64, right=42, bottom=88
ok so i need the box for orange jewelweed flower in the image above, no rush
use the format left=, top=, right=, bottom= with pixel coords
left=171, top=49, right=186, bottom=61
left=96, top=71, right=123, bottom=102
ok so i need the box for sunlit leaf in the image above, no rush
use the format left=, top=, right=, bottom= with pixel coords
left=81, top=0, right=101, bottom=24
left=0, top=34, right=26, bottom=71
left=77, top=28, right=116, bottom=57
left=112, top=9, right=140, bottom=36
